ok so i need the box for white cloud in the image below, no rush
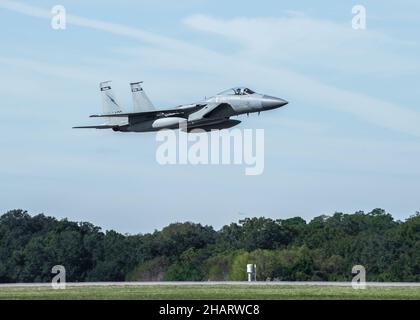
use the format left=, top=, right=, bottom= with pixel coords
left=0, top=57, right=99, bottom=82
left=183, top=13, right=419, bottom=75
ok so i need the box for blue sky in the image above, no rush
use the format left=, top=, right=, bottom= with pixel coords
left=0, top=0, right=419, bottom=233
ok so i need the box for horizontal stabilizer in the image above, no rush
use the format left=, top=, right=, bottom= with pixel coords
left=73, top=124, right=118, bottom=129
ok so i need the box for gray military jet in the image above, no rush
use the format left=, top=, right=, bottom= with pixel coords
left=73, top=81, right=288, bottom=132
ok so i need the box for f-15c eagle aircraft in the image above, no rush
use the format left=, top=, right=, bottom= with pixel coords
left=73, top=81, right=288, bottom=132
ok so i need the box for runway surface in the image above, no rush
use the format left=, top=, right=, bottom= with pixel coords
left=1, top=281, right=420, bottom=288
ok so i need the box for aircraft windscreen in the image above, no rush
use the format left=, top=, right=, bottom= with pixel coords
left=243, top=88, right=255, bottom=95
left=218, top=87, right=256, bottom=95
left=217, top=88, right=237, bottom=95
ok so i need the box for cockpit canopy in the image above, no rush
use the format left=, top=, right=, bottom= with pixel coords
left=217, top=87, right=256, bottom=96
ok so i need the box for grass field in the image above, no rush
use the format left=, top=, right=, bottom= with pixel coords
left=1, top=284, right=420, bottom=300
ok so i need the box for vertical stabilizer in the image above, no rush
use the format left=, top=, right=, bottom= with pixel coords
left=130, top=81, right=155, bottom=112
left=100, top=81, right=122, bottom=114
left=99, top=81, right=126, bottom=125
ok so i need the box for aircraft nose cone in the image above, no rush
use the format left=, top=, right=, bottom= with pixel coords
left=261, top=95, right=288, bottom=109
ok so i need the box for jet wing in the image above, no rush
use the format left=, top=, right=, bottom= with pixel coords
left=187, top=102, right=235, bottom=122
left=202, top=103, right=234, bottom=119
left=90, top=104, right=205, bottom=120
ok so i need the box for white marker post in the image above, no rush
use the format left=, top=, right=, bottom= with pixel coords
left=247, top=264, right=257, bottom=282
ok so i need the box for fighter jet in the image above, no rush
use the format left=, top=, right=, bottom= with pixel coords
left=73, top=81, right=288, bottom=132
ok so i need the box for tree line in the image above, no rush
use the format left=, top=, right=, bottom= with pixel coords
left=0, top=209, right=419, bottom=283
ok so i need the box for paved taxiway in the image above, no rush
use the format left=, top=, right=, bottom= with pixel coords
left=1, top=281, right=420, bottom=288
